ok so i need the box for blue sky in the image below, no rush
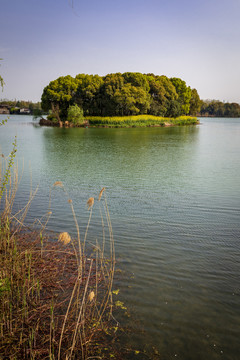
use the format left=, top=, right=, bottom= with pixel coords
left=1, top=0, right=240, bottom=102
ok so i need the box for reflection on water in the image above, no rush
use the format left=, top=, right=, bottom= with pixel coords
left=1, top=115, right=240, bottom=359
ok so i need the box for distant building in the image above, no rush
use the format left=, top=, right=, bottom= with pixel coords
left=20, top=108, right=31, bottom=114
left=0, top=104, right=10, bottom=114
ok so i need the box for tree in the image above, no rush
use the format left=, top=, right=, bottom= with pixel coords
left=41, top=72, right=201, bottom=119
left=147, top=74, right=178, bottom=116
left=114, top=83, right=150, bottom=115
left=189, top=88, right=201, bottom=115
left=122, top=72, right=150, bottom=93
left=170, top=77, right=192, bottom=115
left=100, top=73, right=125, bottom=115
left=67, top=104, right=84, bottom=126
left=41, top=75, right=77, bottom=123
left=199, top=100, right=240, bottom=117
left=74, top=74, right=103, bottom=115
left=224, top=102, right=240, bottom=117
left=166, top=99, right=182, bottom=118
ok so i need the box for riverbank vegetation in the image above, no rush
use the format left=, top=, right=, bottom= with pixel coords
left=86, top=115, right=198, bottom=127
left=0, top=169, right=128, bottom=358
left=40, top=72, right=202, bottom=127
left=39, top=114, right=198, bottom=128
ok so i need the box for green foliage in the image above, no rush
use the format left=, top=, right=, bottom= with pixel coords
left=0, top=278, right=10, bottom=295
left=166, top=99, right=181, bottom=118
left=74, top=74, right=104, bottom=115
left=32, top=108, right=43, bottom=119
left=115, top=301, right=127, bottom=310
left=189, top=88, right=201, bottom=115
left=114, top=83, right=150, bottom=115
left=41, top=75, right=77, bottom=122
left=170, top=77, right=192, bottom=115
left=10, top=107, right=19, bottom=114
left=86, top=115, right=198, bottom=127
left=0, top=100, right=42, bottom=115
left=0, top=119, right=7, bottom=126
left=101, top=73, right=125, bottom=116
left=112, top=289, right=120, bottom=295
left=122, top=72, right=150, bottom=93
left=41, top=72, right=198, bottom=120
left=147, top=74, right=178, bottom=116
left=200, top=100, right=240, bottom=117
left=47, top=113, right=58, bottom=123
left=67, top=104, right=85, bottom=125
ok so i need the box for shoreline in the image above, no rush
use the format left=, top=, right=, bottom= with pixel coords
left=39, top=115, right=199, bottom=128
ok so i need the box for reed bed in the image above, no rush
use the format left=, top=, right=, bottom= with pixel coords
left=0, top=161, right=121, bottom=359
left=86, top=115, right=198, bottom=128
left=0, top=153, right=159, bottom=359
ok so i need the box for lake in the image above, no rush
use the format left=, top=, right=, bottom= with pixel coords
left=1, top=115, right=240, bottom=359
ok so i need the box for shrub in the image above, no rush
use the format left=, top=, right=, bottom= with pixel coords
left=67, top=104, right=85, bottom=126
left=47, top=113, right=58, bottom=123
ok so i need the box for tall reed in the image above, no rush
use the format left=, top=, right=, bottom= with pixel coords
left=0, top=160, right=117, bottom=359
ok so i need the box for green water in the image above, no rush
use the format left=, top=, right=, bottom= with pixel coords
left=1, top=115, right=240, bottom=359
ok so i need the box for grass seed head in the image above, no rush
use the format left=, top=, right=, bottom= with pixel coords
left=87, top=197, right=94, bottom=210
left=88, top=291, right=95, bottom=302
left=58, top=232, right=71, bottom=245
left=53, top=181, right=63, bottom=187
left=98, top=187, right=106, bottom=201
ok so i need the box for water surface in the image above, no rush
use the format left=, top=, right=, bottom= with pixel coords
left=1, top=115, right=240, bottom=359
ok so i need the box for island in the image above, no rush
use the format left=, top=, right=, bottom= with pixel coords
left=40, top=72, right=201, bottom=127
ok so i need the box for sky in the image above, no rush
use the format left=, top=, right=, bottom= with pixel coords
left=0, top=0, right=240, bottom=103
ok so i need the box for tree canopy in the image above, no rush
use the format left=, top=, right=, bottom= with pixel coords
left=200, top=100, right=240, bottom=117
left=41, top=72, right=201, bottom=121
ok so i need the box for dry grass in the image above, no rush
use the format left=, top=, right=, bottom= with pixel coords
left=53, top=181, right=64, bottom=187
left=98, top=187, right=106, bottom=202
left=0, top=162, right=119, bottom=359
left=87, top=197, right=94, bottom=210
left=58, top=231, right=71, bottom=245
